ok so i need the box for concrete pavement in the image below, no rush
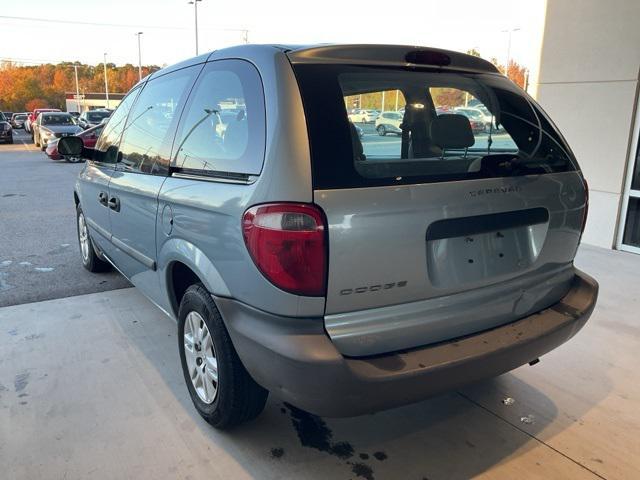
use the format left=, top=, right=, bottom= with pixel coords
left=0, top=246, right=638, bottom=480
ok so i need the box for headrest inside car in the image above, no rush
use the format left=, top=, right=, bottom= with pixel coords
left=429, top=114, right=475, bottom=150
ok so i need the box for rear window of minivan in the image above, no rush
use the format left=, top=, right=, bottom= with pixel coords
left=291, top=64, right=578, bottom=189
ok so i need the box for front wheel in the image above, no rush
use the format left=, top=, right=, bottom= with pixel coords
left=178, top=284, right=268, bottom=429
left=377, top=125, right=387, bottom=136
left=76, top=205, right=110, bottom=272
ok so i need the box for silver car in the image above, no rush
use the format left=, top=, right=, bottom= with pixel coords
left=59, top=44, right=598, bottom=429
left=33, top=112, right=83, bottom=150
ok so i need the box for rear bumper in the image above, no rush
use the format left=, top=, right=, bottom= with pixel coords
left=216, top=269, right=598, bottom=417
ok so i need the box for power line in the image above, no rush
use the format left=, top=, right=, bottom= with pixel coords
left=0, top=14, right=248, bottom=33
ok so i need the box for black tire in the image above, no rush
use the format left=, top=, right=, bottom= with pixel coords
left=178, top=284, right=268, bottom=429
left=76, top=204, right=110, bottom=272
left=377, top=125, right=387, bottom=136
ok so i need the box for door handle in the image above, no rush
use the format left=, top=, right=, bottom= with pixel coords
left=98, top=191, right=108, bottom=206
left=108, top=196, right=120, bottom=212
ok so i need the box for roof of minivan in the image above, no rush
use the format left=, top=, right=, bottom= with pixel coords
left=146, top=44, right=500, bottom=82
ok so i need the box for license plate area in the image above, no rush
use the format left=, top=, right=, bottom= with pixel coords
left=426, top=208, right=549, bottom=288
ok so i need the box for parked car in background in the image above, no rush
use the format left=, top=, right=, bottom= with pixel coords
left=77, top=109, right=111, bottom=129
left=451, top=107, right=488, bottom=133
left=33, top=112, right=82, bottom=150
left=25, top=108, right=61, bottom=134
left=59, top=44, right=597, bottom=430
left=46, top=123, right=104, bottom=161
left=375, top=111, right=403, bottom=135
left=348, top=108, right=380, bottom=123
left=3, top=112, right=14, bottom=121
left=10, top=113, right=29, bottom=129
left=69, top=111, right=80, bottom=118
left=0, top=112, right=13, bottom=144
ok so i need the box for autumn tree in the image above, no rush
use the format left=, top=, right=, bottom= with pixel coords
left=0, top=61, right=160, bottom=111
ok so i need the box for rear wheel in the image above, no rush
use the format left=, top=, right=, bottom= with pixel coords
left=178, top=284, right=268, bottom=429
left=377, top=124, right=387, bottom=136
left=76, top=204, right=110, bottom=272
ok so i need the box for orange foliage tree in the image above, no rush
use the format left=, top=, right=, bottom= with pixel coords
left=0, top=61, right=160, bottom=111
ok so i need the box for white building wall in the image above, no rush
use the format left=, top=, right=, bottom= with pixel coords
left=534, top=0, right=640, bottom=248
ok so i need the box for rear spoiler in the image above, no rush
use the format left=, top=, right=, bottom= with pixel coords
left=286, top=44, right=500, bottom=75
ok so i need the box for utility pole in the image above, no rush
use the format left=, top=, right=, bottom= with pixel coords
left=242, top=29, right=249, bottom=44
left=103, top=52, right=110, bottom=109
left=135, top=32, right=144, bottom=81
left=73, top=65, right=81, bottom=113
left=188, top=0, right=202, bottom=55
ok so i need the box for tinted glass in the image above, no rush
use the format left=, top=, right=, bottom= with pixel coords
left=86, top=111, right=111, bottom=122
left=623, top=197, right=640, bottom=247
left=172, top=59, right=265, bottom=176
left=293, top=64, right=577, bottom=189
left=631, top=136, right=640, bottom=191
left=0, top=113, right=5, bottom=121
left=42, top=114, right=74, bottom=125
left=94, top=86, right=142, bottom=163
left=118, top=67, right=196, bottom=175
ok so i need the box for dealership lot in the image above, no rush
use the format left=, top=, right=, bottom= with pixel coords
left=0, top=137, right=639, bottom=479
left=0, top=130, right=130, bottom=307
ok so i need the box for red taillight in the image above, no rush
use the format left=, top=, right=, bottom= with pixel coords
left=242, top=203, right=327, bottom=296
left=580, top=177, right=589, bottom=234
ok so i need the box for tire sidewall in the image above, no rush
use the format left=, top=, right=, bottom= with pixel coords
left=178, top=289, right=226, bottom=420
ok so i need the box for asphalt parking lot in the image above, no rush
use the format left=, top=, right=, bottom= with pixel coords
left=0, top=129, right=130, bottom=307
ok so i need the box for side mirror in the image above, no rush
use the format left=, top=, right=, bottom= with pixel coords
left=58, top=136, right=84, bottom=156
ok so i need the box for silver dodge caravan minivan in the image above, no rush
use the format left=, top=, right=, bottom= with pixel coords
left=59, top=44, right=598, bottom=429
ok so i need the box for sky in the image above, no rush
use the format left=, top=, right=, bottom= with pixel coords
left=0, top=0, right=547, bottom=79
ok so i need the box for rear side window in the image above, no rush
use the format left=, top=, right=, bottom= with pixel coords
left=118, top=66, right=198, bottom=175
left=172, top=59, right=265, bottom=177
left=292, top=64, right=577, bottom=189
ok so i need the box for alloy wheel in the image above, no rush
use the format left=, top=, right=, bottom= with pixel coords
left=183, top=311, right=218, bottom=404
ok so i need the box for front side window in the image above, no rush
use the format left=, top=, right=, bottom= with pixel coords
left=293, top=64, right=577, bottom=189
left=172, top=59, right=265, bottom=176
left=94, top=86, right=141, bottom=163
left=118, top=67, right=196, bottom=175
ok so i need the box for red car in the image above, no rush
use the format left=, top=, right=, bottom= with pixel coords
left=46, top=124, right=103, bottom=162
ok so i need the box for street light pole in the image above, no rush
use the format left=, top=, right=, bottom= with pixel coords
left=501, top=27, right=521, bottom=72
left=73, top=65, right=81, bottom=113
left=103, top=52, right=110, bottom=109
left=188, top=0, right=203, bottom=55
left=135, top=32, right=144, bottom=81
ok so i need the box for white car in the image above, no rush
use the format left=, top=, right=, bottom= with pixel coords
left=348, top=109, right=380, bottom=123
left=375, top=111, right=403, bottom=135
